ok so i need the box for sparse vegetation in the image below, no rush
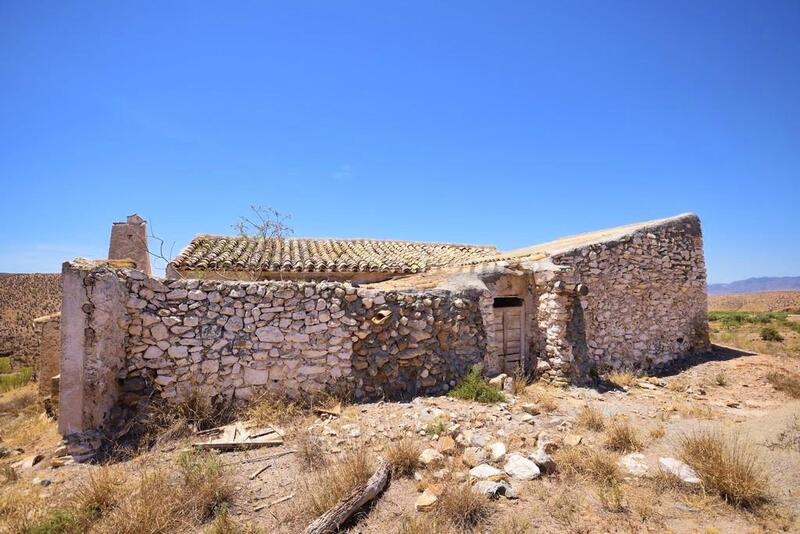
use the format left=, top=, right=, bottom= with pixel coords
left=760, top=327, right=784, bottom=342
left=607, top=370, right=638, bottom=388
left=386, top=438, right=421, bottom=477
left=435, top=482, right=492, bottom=531
left=424, top=418, right=448, bottom=436
left=0, top=366, right=32, bottom=393
left=296, top=428, right=328, bottom=469
left=768, top=415, right=800, bottom=452
left=680, top=430, right=769, bottom=508
left=548, top=487, right=586, bottom=533
left=293, top=449, right=374, bottom=521
left=0, top=356, right=11, bottom=373
left=714, top=371, right=728, bottom=387
left=523, top=386, right=559, bottom=413
left=604, top=419, right=644, bottom=453
left=448, top=366, right=505, bottom=404
left=576, top=404, right=606, bottom=431
left=765, top=371, right=800, bottom=399
left=555, top=445, right=622, bottom=487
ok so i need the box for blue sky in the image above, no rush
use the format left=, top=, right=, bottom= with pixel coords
left=1, top=1, right=798, bottom=283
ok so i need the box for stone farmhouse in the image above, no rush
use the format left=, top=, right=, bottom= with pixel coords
left=54, top=212, right=709, bottom=438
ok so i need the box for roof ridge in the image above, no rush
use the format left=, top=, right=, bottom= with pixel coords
left=190, top=234, right=497, bottom=250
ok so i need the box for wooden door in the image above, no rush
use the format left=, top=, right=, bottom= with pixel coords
left=494, top=305, right=524, bottom=373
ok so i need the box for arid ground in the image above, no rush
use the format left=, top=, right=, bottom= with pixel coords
left=2, top=307, right=800, bottom=533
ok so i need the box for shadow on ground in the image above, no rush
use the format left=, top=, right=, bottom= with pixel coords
left=653, top=344, right=757, bottom=378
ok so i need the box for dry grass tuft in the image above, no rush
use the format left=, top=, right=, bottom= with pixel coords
left=435, top=482, right=492, bottom=531
left=576, top=405, right=606, bottom=431
left=680, top=430, right=769, bottom=508
left=243, top=390, right=309, bottom=427
left=293, top=449, right=374, bottom=521
left=207, top=506, right=259, bottom=534
left=768, top=415, right=800, bottom=452
left=0, top=481, right=43, bottom=532
left=555, top=445, right=622, bottom=487
left=398, top=515, right=454, bottom=534
left=0, top=383, right=38, bottom=414
left=607, top=369, right=638, bottom=388
left=604, top=420, right=644, bottom=453
left=713, top=372, right=728, bottom=387
left=666, top=376, right=689, bottom=392
left=176, top=449, right=235, bottom=521
left=548, top=486, right=587, bottom=533
left=766, top=371, right=800, bottom=399
left=386, top=438, right=421, bottom=477
left=295, top=428, right=328, bottom=470
left=493, top=516, right=533, bottom=534
left=597, top=482, right=626, bottom=512
left=511, top=367, right=529, bottom=395
left=524, top=386, right=559, bottom=413
left=649, top=424, right=666, bottom=441
left=74, top=466, right=127, bottom=521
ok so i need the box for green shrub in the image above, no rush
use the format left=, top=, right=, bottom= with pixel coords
left=760, top=327, right=784, bottom=342
left=448, top=366, right=505, bottom=404
left=0, top=367, right=32, bottom=393
left=26, top=507, right=84, bottom=534
left=0, top=357, right=11, bottom=373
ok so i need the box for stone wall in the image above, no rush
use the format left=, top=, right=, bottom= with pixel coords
left=60, top=261, right=486, bottom=434
left=0, top=273, right=62, bottom=366
left=32, top=313, right=60, bottom=398
left=534, top=214, right=709, bottom=384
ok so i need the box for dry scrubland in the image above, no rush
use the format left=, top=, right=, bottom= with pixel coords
left=2, top=310, right=800, bottom=532
left=709, top=291, right=800, bottom=313
left=0, top=274, right=61, bottom=366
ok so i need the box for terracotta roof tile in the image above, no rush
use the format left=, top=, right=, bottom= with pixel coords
left=170, top=236, right=498, bottom=274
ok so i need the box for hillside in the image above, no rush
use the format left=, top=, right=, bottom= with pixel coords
left=708, top=276, right=800, bottom=295
left=708, top=290, right=800, bottom=312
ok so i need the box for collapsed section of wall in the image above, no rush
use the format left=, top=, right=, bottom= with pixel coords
left=60, top=261, right=487, bottom=436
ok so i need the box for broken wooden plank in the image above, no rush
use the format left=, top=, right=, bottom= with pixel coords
left=271, top=493, right=295, bottom=506
left=224, top=449, right=295, bottom=466
left=249, top=462, right=272, bottom=480
left=192, top=438, right=283, bottom=452
left=304, top=460, right=390, bottom=534
left=313, top=402, right=342, bottom=417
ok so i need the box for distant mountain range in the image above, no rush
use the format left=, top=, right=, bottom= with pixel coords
left=708, top=276, right=800, bottom=295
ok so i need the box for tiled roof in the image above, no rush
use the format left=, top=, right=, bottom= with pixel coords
left=170, top=236, right=498, bottom=274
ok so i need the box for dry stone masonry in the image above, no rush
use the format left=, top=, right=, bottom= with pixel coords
left=56, top=212, right=710, bottom=439
left=60, top=260, right=486, bottom=434
left=532, top=214, right=709, bottom=384
left=121, top=274, right=484, bottom=404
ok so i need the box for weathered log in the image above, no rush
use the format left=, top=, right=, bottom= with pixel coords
left=304, top=459, right=390, bottom=534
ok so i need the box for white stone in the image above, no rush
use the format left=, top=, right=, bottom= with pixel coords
left=489, top=442, right=507, bottom=462
left=503, top=453, right=540, bottom=480
left=419, top=448, right=444, bottom=466
left=469, top=464, right=503, bottom=479
left=620, top=453, right=649, bottom=476
left=658, top=457, right=701, bottom=485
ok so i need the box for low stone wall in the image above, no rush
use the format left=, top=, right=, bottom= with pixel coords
left=535, top=214, right=710, bottom=384
left=0, top=273, right=61, bottom=366
left=32, top=313, right=60, bottom=398
left=60, top=261, right=486, bottom=434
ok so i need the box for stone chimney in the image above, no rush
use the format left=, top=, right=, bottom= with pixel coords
left=108, top=214, right=152, bottom=275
